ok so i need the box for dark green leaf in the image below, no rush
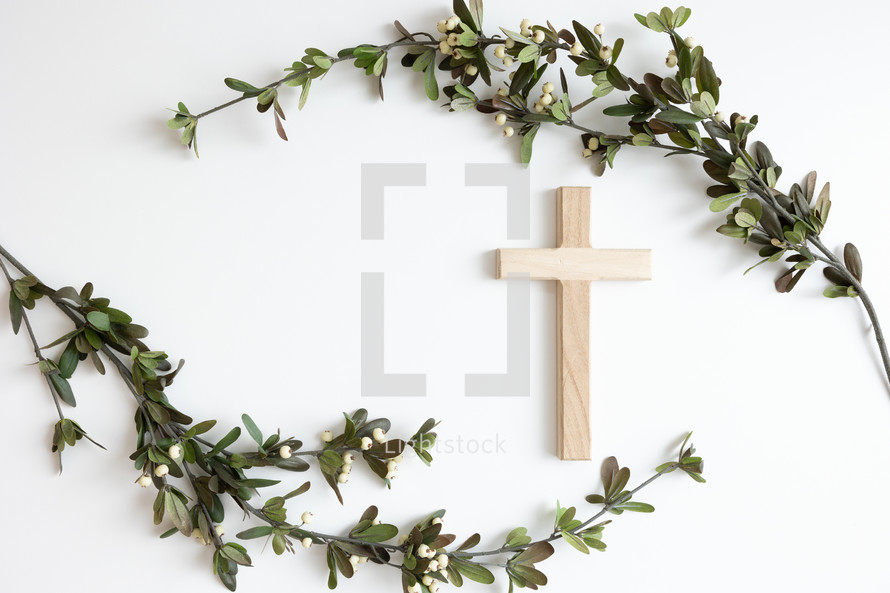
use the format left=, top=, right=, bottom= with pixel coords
left=8, top=292, right=22, bottom=335
left=49, top=373, right=76, bottom=407
left=655, top=108, right=703, bottom=124
left=241, top=414, right=263, bottom=447
left=206, top=427, right=241, bottom=459
left=237, top=526, right=274, bottom=540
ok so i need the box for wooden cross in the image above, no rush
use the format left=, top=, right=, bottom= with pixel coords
left=496, top=187, right=652, bottom=460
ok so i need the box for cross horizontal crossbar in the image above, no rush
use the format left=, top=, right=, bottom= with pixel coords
left=497, top=248, right=652, bottom=281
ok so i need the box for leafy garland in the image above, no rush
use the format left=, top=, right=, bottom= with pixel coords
left=0, top=238, right=703, bottom=591
left=168, top=2, right=890, bottom=392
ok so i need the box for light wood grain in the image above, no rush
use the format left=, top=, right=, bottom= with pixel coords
left=497, top=248, right=651, bottom=281
left=495, top=187, right=652, bottom=460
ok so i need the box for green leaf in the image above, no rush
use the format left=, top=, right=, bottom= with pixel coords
left=469, top=0, right=484, bottom=32
left=353, top=523, right=399, bottom=543
left=631, top=133, right=653, bottom=147
left=185, top=419, right=217, bottom=438
left=696, top=56, right=719, bottom=103
left=645, top=12, right=666, bottom=32
left=236, top=526, right=274, bottom=540
left=237, top=478, right=281, bottom=489
left=520, top=124, right=540, bottom=165
left=241, top=414, right=263, bottom=447
left=86, top=311, right=111, bottom=331
left=164, top=489, right=193, bottom=536
left=655, top=108, right=703, bottom=124
left=206, top=427, right=241, bottom=459
left=560, top=530, right=590, bottom=554
left=451, top=559, right=496, bottom=584
left=674, top=7, right=693, bottom=27
left=517, top=44, right=540, bottom=64
left=224, top=78, right=261, bottom=95
left=49, top=373, right=76, bottom=407
left=425, top=60, right=439, bottom=100
left=823, top=285, right=852, bottom=298
left=513, top=541, right=554, bottom=565
left=716, top=223, right=748, bottom=239
left=8, top=291, right=22, bottom=335
left=603, top=103, right=644, bottom=117
left=616, top=501, right=655, bottom=513
left=220, top=543, right=253, bottom=566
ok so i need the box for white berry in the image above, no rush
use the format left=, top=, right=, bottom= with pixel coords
left=495, top=113, right=507, bottom=125
left=417, top=544, right=431, bottom=558
left=279, top=445, right=292, bottom=459
left=407, top=584, right=421, bottom=593
left=533, top=102, right=545, bottom=113
left=466, top=64, right=478, bottom=76
left=215, top=524, right=225, bottom=537
left=497, top=87, right=508, bottom=96
left=432, top=517, right=443, bottom=526
left=386, top=460, right=398, bottom=472
left=583, top=148, right=593, bottom=158
left=446, top=16, right=460, bottom=31
left=437, top=554, right=449, bottom=568
left=385, top=471, right=397, bottom=480
left=154, top=464, right=169, bottom=478
left=342, top=452, right=355, bottom=465
left=361, top=436, right=373, bottom=450
left=684, top=36, right=697, bottom=48
left=430, top=581, right=441, bottom=593
left=302, top=537, right=313, bottom=549
left=301, top=512, right=314, bottom=524
left=437, top=20, right=447, bottom=33
left=168, top=444, right=182, bottom=460
left=542, top=82, right=555, bottom=94
left=502, top=56, right=514, bottom=67
left=570, top=42, right=583, bottom=56
left=503, top=126, right=514, bottom=137
left=494, top=46, right=506, bottom=59
left=422, top=575, right=434, bottom=587
left=593, top=23, right=605, bottom=36
left=714, top=111, right=725, bottom=123
left=532, top=30, right=545, bottom=44
left=338, top=472, right=350, bottom=484
left=137, top=474, right=152, bottom=488
left=599, top=45, right=612, bottom=60
left=321, top=430, right=333, bottom=443
left=372, top=427, right=387, bottom=443
left=447, top=33, right=460, bottom=46
left=588, top=137, right=599, bottom=150
left=540, top=93, right=553, bottom=106
left=439, top=41, right=451, bottom=54
left=666, top=50, right=678, bottom=68
left=505, top=38, right=516, bottom=49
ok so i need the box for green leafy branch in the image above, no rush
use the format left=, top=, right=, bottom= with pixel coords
left=168, top=3, right=890, bottom=391
left=225, top=436, right=704, bottom=593
left=0, top=240, right=439, bottom=590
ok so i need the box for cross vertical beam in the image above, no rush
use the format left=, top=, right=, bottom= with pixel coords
left=496, top=187, right=652, bottom=460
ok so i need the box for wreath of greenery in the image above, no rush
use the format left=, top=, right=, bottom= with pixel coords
left=19, top=1, right=889, bottom=590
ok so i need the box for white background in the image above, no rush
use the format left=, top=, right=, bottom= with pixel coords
left=2, top=1, right=889, bottom=591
